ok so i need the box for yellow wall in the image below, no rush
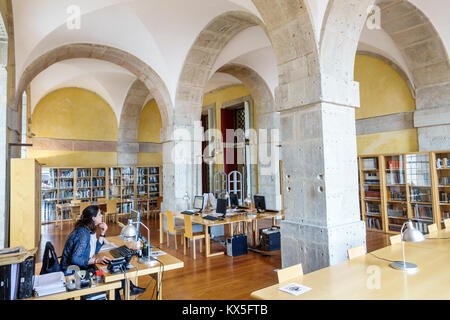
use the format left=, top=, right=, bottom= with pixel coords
left=138, top=99, right=162, bottom=143
left=355, top=54, right=416, bottom=120
left=32, top=87, right=118, bottom=141
left=355, top=54, right=418, bottom=155
left=26, top=149, right=118, bottom=168
left=138, top=152, right=163, bottom=166
left=357, top=129, right=418, bottom=156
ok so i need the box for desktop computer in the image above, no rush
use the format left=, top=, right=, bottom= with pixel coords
left=229, top=193, right=239, bottom=208
left=226, top=234, right=248, bottom=257
left=193, top=196, right=204, bottom=213
left=216, top=198, right=227, bottom=217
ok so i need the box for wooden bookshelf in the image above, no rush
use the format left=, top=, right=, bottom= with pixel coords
left=358, top=150, right=449, bottom=235
left=39, top=165, right=162, bottom=224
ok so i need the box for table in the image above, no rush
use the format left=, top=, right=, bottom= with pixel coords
left=159, top=209, right=284, bottom=258
left=28, top=280, right=122, bottom=300
left=96, top=236, right=184, bottom=300
left=251, top=234, right=450, bottom=300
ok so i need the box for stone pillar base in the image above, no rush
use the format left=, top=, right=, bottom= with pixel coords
left=280, top=219, right=366, bottom=274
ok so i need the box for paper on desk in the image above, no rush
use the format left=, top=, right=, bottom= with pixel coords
left=278, top=283, right=311, bottom=296
left=148, top=250, right=167, bottom=257
left=99, top=240, right=118, bottom=252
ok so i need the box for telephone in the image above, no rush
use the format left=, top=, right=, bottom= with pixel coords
left=107, top=256, right=129, bottom=274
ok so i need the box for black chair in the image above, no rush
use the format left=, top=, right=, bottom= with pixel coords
left=39, top=241, right=62, bottom=275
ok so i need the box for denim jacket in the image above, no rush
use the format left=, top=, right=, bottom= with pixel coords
left=60, top=226, right=103, bottom=274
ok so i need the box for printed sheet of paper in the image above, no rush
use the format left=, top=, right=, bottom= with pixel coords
left=278, top=283, right=312, bottom=296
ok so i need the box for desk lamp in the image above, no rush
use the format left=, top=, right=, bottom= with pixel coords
left=390, top=220, right=425, bottom=272
left=120, top=214, right=157, bottom=266
left=183, top=192, right=191, bottom=210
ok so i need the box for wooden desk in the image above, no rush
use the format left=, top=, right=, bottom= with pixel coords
left=160, top=210, right=283, bottom=257
left=251, top=238, right=450, bottom=300
left=28, top=280, right=121, bottom=300
left=96, top=236, right=184, bottom=300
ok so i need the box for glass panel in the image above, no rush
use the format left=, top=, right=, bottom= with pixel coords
left=435, top=152, right=450, bottom=227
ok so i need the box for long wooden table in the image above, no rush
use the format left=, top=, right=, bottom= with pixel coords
left=96, top=236, right=184, bottom=300
left=251, top=229, right=450, bottom=300
left=159, top=209, right=284, bottom=258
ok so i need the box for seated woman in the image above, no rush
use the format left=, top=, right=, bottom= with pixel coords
left=60, top=205, right=145, bottom=298
left=60, top=205, right=111, bottom=273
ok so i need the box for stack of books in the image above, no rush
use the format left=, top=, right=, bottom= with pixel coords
left=33, top=272, right=66, bottom=297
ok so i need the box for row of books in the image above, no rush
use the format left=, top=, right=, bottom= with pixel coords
left=92, top=178, right=105, bottom=187
left=137, top=176, right=159, bottom=184
left=410, top=187, right=432, bottom=202
left=77, top=190, right=91, bottom=199
left=77, top=169, right=91, bottom=177
left=59, top=190, right=73, bottom=199
left=362, top=158, right=378, bottom=170
left=412, top=204, right=433, bottom=220
left=93, top=189, right=106, bottom=197
left=387, top=160, right=404, bottom=170
left=412, top=220, right=434, bottom=234
left=366, top=217, right=382, bottom=230
left=58, top=170, right=74, bottom=178
left=365, top=202, right=380, bottom=214
left=386, top=172, right=405, bottom=185
left=438, top=176, right=450, bottom=186
left=387, top=207, right=407, bottom=218
left=59, top=180, right=74, bottom=188
left=439, top=191, right=450, bottom=203
left=77, top=180, right=91, bottom=188
left=42, top=190, right=57, bottom=200
left=387, top=187, right=406, bottom=201
left=436, top=157, right=450, bottom=169
left=365, top=190, right=380, bottom=199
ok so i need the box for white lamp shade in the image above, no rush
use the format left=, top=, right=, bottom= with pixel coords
left=402, top=221, right=425, bottom=242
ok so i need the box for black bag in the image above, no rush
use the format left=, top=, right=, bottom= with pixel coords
left=40, top=242, right=61, bottom=275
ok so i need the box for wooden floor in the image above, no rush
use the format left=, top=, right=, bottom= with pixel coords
left=37, top=216, right=391, bottom=300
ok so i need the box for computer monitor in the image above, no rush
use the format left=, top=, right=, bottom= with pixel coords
left=193, top=196, right=204, bottom=212
left=216, top=198, right=227, bottom=217
left=229, top=193, right=239, bottom=208
left=254, top=195, right=266, bottom=212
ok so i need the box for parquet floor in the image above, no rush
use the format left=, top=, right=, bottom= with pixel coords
left=36, top=216, right=391, bottom=300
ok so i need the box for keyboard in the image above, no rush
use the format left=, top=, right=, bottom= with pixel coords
left=264, top=209, right=279, bottom=213
left=182, top=211, right=194, bottom=215
left=203, top=215, right=219, bottom=221
left=110, top=245, right=137, bottom=258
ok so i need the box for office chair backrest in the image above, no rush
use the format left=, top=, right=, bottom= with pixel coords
left=347, top=245, right=366, bottom=260
left=390, top=234, right=402, bottom=245
left=443, top=218, right=450, bottom=229
left=40, top=241, right=61, bottom=275
left=277, top=264, right=303, bottom=283
left=428, top=223, right=438, bottom=234
left=184, top=214, right=193, bottom=237
left=166, top=211, right=175, bottom=232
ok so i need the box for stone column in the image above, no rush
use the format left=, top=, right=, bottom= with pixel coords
left=278, top=76, right=366, bottom=273
left=256, top=110, right=282, bottom=210
left=414, top=83, right=450, bottom=151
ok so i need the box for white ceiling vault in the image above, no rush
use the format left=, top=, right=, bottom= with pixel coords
left=13, top=0, right=450, bottom=120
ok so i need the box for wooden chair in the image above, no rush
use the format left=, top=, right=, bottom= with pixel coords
left=165, top=211, right=184, bottom=250
left=150, top=197, right=163, bottom=220
left=183, top=214, right=205, bottom=260
left=427, top=223, right=438, bottom=234
left=69, top=200, right=81, bottom=226
left=97, top=197, right=107, bottom=203
left=277, top=263, right=303, bottom=284
left=444, top=218, right=450, bottom=229
left=105, top=199, right=118, bottom=223
left=389, top=234, right=402, bottom=245
left=347, top=245, right=366, bottom=260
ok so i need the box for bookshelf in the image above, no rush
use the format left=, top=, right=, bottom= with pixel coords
left=434, top=151, right=450, bottom=229
left=358, top=151, right=447, bottom=235
left=359, top=156, right=384, bottom=232
left=39, top=165, right=162, bottom=225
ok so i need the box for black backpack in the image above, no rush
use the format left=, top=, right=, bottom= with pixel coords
left=39, top=241, right=62, bottom=275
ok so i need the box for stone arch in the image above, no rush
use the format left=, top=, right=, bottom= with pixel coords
left=252, top=0, right=320, bottom=110
left=175, top=11, right=266, bottom=121
left=13, top=43, right=172, bottom=130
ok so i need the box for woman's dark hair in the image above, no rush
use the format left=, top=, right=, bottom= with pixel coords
left=75, top=205, right=100, bottom=233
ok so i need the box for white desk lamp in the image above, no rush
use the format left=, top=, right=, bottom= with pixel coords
left=120, top=212, right=157, bottom=266
left=390, top=220, right=425, bottom=272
